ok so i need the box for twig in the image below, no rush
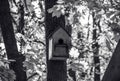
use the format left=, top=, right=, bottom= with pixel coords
left=27, top=73, right=39, bottom=81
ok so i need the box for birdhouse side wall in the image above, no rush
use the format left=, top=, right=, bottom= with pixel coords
left=48, top=38, right=54, bottom=60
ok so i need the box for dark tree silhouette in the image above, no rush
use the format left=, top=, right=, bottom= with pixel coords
left=0, top=0, right=27, bottom=81
left=102, top=40, right=120, bottom=81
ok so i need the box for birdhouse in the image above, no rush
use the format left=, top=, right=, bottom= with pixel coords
left=48, top=27, right=71, bottom=60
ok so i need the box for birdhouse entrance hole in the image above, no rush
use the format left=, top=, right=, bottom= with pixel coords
left=58, top=39, right=64, bottom=44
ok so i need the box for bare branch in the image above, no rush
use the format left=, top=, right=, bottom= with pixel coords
left=27, top=73, right=39, bottom=81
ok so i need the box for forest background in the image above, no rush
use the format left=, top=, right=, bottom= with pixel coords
left=0, top=0, right=120, bottom=81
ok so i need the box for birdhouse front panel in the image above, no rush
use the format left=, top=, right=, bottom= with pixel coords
left=52, top=28, right=70, bottom=46
left=54, top=44, right=68, bottom=57
left=48, top=27, right=71, bottom=60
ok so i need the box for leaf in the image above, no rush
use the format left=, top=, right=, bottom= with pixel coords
left=8, top=70, right=16, bottom=81
left=110, top=23, right=120, bottom=33
left=23, top=61, right=34, bottom=70
left=65, top=0, right=76, bottom=3
left=24, top=0, right=32, bottom=10
left=47, top=8, right=54, bottom=13
left=106, top=11, right=120, bottom=21
left=87, top=1, right=96, bottom=9
left=96, top=14, right=102, bottom=19
left=0, top=61, right=4, bottom=66
left=48, top=4, right=64, bottom=17
left=113, top=33, right=120, bottom=42
left=106, top=38, right=112, bottom=51
left=57, top=0, right=64, bottom=4
left=0, top=43, right=5, bottom=49
left=52, top=10, right=62, bottom=18
left=106, top=11, right=115, bottom=18
left=0, top=67, right=16, bottom=81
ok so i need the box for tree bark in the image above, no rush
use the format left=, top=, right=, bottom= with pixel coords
left=92, top=12, right=100, bottom=81
left=102, top=40, right=120, bottom=81
left=18, top=3, right=24, bottom=34
left=0, top=0, right=27, bottom=81
left=45, top=0, right=67, bottom=81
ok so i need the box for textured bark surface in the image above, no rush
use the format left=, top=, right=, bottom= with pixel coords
left=0, top=0, right=27, bottom=81
left=94, top=45, right=100, bottom=81
left=92, top=12, right=100, bottom=81
left=93, top=30, right=100, bottom=81
left=102, top=40, right=120, bottom=81
left=45, top=0, right=67, bottom=81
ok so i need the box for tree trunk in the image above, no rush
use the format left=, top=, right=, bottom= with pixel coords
left=92, top=12, right=100, bottom=81
left=102, top=40, right=120, bottom=81
left=0, top=0, right=27, bottom=81
left=18, top=3, right=24, bottom=34
left=45, top=0, right=67, bottom=81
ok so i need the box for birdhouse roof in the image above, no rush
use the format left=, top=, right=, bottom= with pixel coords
left=48, top=27, right=71, bottom=38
